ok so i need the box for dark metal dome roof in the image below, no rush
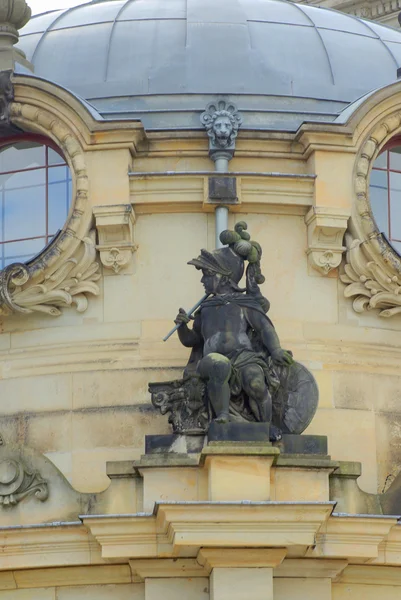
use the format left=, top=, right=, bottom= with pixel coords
left=17, top=0, right=401, bottom=130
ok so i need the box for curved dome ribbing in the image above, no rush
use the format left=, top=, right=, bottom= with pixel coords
left=17, top=0, right=401, bottom=130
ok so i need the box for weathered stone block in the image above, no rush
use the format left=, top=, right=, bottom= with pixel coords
left=274, top=434, right=328, bottom=456
left=207, top=422, right=271, bottom=443
left=145, top=434, right=205, bottom=454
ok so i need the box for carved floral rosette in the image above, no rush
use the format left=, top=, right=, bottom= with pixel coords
left=342, top=109, right=401, bottom=317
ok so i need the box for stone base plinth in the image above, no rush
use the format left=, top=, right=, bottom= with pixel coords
left=274, top=434, right=328, bottom=456
left=145, top=434, right=205, bottom=455
left=207, top=421, right=271, bottom=443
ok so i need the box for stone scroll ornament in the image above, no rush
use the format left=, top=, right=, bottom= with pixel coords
left=0, top=231, right=100, bottom=317
left=149, top=222, right=318, bottom=441
left=0, top=458, right=48, bottom=507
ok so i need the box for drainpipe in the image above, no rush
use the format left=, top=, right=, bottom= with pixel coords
left=201, top=100, right=242, bottom=248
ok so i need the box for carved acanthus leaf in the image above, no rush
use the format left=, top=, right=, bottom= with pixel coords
left=340, top=235, right=401, bottom=317
left=0, top=458, right=48, bottom=507
left=0, top=230, right=100, bottom=317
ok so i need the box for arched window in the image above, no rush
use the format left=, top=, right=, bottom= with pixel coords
left=0, top=136, right=72, bottom=269
left=370, top=142, right=401, bottom=255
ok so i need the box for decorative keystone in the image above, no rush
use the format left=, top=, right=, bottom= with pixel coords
left=93, top=204, right=137, bottom=274
left=201, top=99, right=242, bottom=164
left=0, top=0, right=33, bottom=71
left=305, top=207, right=349, bottom=275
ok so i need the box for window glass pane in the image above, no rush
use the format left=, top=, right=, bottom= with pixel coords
left=390, top=147, right=401, bottom=171
left=3, top=183, right=46, bottom=240
left=0, top=143, right=45, bottom=172
left=373, top=151, right=387, bottom=169
left=389, top=171, right=401, bottom=240
left=48, top=148, right=66, bottom=166
left=370, top=169, right=387, bottom=188
left=48, top=182, right=70, bottom=235
left=370, top=180, right=389, bottom=235
left=0, top=141, right=71, bottom=265
left=2, top=238, right=46, bottom=267
left=2, top=168, right=46, bottom=190
left=48, top=166, right=69, bottom=184
left=390, top=240, right=401, bottom=255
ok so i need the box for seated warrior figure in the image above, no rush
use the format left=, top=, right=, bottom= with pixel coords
left=174, top=222, right=293, bottom=441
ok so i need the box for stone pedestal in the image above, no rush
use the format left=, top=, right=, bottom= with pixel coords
left=208, top=421, right=270, bottom=443
left=211, top=568, right=273, bottom=600
left=199, top=548, right=285, bottom=600
left=203, top=445, right=279, bottom=502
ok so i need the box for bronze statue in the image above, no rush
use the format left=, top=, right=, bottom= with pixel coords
left=149, top=222, right=318, bottom=441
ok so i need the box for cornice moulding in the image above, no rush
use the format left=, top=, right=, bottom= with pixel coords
left=339, top=564, right=401, bottom=585
left=307, top=515, right=397, bottom=561
left=82, top=516, right=158, bottom=559
left=0, top=523, right=103, bottom=570
left=130, top=172, right=315, bottom=216
left=274, top=557, right=348, bottom=579
left=0, top=513, right=398, bottom=571
left=84, top=503, right=334, bottom=559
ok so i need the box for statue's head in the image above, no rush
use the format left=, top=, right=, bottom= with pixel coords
left=188, top=222, right=266, bottom=297
left=201, top=101, right=242, bottom=150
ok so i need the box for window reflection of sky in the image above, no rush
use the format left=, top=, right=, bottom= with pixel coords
left=0, top=142, right=72, bottom=268
left=370, top=147, right=401, bottom=256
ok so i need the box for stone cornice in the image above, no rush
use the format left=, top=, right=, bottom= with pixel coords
left=83, top=502, right=335, bottom=560
left=0, top=511, right=399, bottom=573
left=307, top=515, right=398, bottom=561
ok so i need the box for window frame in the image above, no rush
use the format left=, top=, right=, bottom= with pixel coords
left=0, top=133, right=72, bottom=269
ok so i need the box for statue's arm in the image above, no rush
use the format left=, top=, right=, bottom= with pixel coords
left=175, top=309, right=202, bottom=347
left=247, top=309, right=293, bottom=365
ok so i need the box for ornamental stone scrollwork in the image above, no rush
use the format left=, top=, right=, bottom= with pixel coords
left=340, top=235, right=401, bottom=318
left=0, top=231, right=100, bottom=317
left=93, top=204, right=137, bottom=274
left=0, top=458, right=48, bottom=507
left=343, top=108, right=401, bottom=316
left=201, top=99, right=242, bottom=161
left=0, top=98, right=102, bottom=317
left=305, top=207, right=349, bottom=275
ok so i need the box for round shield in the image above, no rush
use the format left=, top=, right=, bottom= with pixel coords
left=272, top=361, right=319, bottom=435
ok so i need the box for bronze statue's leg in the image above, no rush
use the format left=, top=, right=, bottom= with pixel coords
left=241, top=365, right=272, bottom=422
left=198, top=353, right=231, bottom=423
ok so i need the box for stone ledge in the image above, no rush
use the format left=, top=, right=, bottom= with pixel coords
left=276, top=456, right=338, bottom=470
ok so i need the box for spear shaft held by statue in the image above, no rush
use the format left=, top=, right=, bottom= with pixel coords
left=163, top=294, right=209, bottom=342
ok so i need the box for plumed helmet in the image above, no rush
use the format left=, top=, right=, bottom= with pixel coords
left=188, top=246, right=245, bottom=284
left=188, top=221, right=265, bottom=286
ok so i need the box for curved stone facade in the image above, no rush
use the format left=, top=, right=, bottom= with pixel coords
left=0, top=2, right=401, bottom=600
